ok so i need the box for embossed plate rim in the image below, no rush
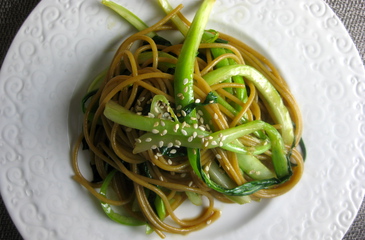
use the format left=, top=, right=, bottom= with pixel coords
left=0, top=0, right=364, bottom=239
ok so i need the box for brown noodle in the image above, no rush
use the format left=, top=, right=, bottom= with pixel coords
left=72, top=4, right=304, bottom=238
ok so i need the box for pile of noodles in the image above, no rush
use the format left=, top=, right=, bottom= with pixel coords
left=72, top=4, right=303, bottom=238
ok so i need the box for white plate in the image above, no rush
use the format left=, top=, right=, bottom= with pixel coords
left=1, top=0, right=364, bottom=239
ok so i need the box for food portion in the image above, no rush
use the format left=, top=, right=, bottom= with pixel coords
left=72, top=0, right=304, bottom=238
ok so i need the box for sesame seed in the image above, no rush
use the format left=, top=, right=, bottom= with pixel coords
left=199, top=117, right=204, bottom=124
left=188, top=181, right=193, bottom=187
left=151, top=145, right=157, bottom=149
left=211, top=141, right=217, bottom=146
left=136, top=106, right=143, bottom=112
left=181, top=129, right=188, bottom=135
left=161, top=129, right=167, bottom=136
left=176, top=105, right=182, bottom=110
left=136, top=138, right=142, bottom=143
left=190, top=117, right=197, bottom=121
left=170, top=149, right=177, bottom=154
left=152, top=129, right=159, bottom=134
left=156, top=152, right=162, bottom=157
left=209, top=100, right=214, bottom=103
left=214, top=113, right=218, bottom=119
left=199, top=126, right=205, bottom=131
left=145, top=138, right=152, bottom=142
left=219, top=133, right=223, bottom=138
left=193, top=123, right=198, bottom=129
left=136, top=112, right=142, bottom=115
left=219, top=141, right=223, bottom=147
left=206, top=220, right=212, bottom=225
left=216, top=154, right=222, bottom=159
left=188, top=136, right=194, bottom=142
left=208, top=136, right=213, bottom=140
left=183, top=78, right=189, bottom=85
left=159, top=141, right=164, bottom=147
left=222, top=136, right=227, bottom=141
left=159, top=176, right=164, bottom=181
left=154, top=155, right=159, bottom=159
left=206, top=124, right=211, bottom=130
left=167, top=142, right=173, bottom=148
left=198, top=110, right=204, bottom=116
left=193, top=132, right=197, bottom=138
left=181, top=110, right=187, bottom=117
left=195, top=99, right=201, bottom=103
left=182, top=122, right=187, bottom=128
left=183, top=87, right=188, bottom=93
left=168, top=159, right=173, bottom=165
left=148, top=113, right=155, bottom=118
left=198, top=135, right=205, bottom=138
left=174, top=124, right=180, bottom=132
left=153, top=121, right=159, bottom=127
left=136, top=100, right=141, bottom=106
left=205, top=165, right=210, bottom=172
left=193, top=149, right=197, bottom=155
left=204, top=141, right=209, bottom=147
left=175, top=140, right=181, bottom=146
left=160, top=121, right=165, bottom=126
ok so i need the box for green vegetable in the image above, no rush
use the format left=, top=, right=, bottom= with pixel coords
left=203, top=64, right=294, bottom=146
left=100, top=170, right=145, bottom=226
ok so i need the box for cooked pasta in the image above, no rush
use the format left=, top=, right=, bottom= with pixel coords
left=71, top=0, right=304, bottom=238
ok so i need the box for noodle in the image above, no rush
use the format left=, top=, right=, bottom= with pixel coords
left=72, top=1, right=304, bottom=238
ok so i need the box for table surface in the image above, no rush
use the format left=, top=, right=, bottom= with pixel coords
left=0, top=0, right=364, bottom=239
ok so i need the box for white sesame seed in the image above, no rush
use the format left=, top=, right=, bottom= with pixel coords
left=193, top=132, right=197, bottom=138
left=160, top=120, right=165, bottom=126
left=183, top=87, right=188, bottom=93
left=188, top=136, right=194, bottom=142
left=216, top=154, right=222, bottom=159
left=208, top=136, right=213, bottom=140
left=198, top=110, right=204, bottom=116
left=161, top=129, right=167, bottom=136
left=199, top=117, right=204, bottom=124
left=136, top=138, right=142, bottom=143
left=170, top=149, right=177, bottom=154
left=214, top=113, right=218, bottom=119
left=183, top=78, right=189, bottom=85
left=219, top=133, right=223, bottom=138
left=154, top=154, right=159, bottom=159
left=195, top=99, right=201, bottom=103
left=211, top=141, right=217, bottom=146
left=136, top=112, right=142, bottom=115
left=219, top=141, right=223, bottom=147
left=190, top=117, right=197, bottom=121
left=148, top=113, right=155, bottom=118
left=168, top=159, right=173, bottom=165
left=159, top=141, right=164, bottom=147
left=189, top=181, right=193, bottom=187
left=182, top=122, right=187, bottom=128
left=159, top=176, right=164, bottom=181
left=193, top=149, right=197, bottom=154
left=156, top=152, right=162, bottom=157
left=181, top=110, right=187, bottom=117
left=206, top=220, right=212, bottom=225
left=205, top=165, right=210, bottom=172
left=181, top=129, right=188, bottom=135
left=151, top=145, right=157, bottom=149
left=153, top=121, right=159, bottom=127
left=176, top=105, right=182, bottom=110
left=221, top=135, right=227, bottom=141
left=152, top=129, right=159, bottom=134
left=175, top=140, right=181, bottom=146
left=145, top=138, right=152, bottom=142
left=174, top=124, right=180, bottom=132
left=167, top=142, right=174, bottom=148
left=136, top=100, right=141, bottom=106
left=198, top=134, right=205, bottom=138
left=198, top=126, right=205, bottom=131
left=193, top=123, right=198, bottom=129
left=204, top=141, right=209, bottom=147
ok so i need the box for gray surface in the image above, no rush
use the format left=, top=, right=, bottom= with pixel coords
left=0, top=0, right=364, bottom=239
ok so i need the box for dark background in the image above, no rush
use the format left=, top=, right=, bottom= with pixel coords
left=1, top=0, right=364, bottom=239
